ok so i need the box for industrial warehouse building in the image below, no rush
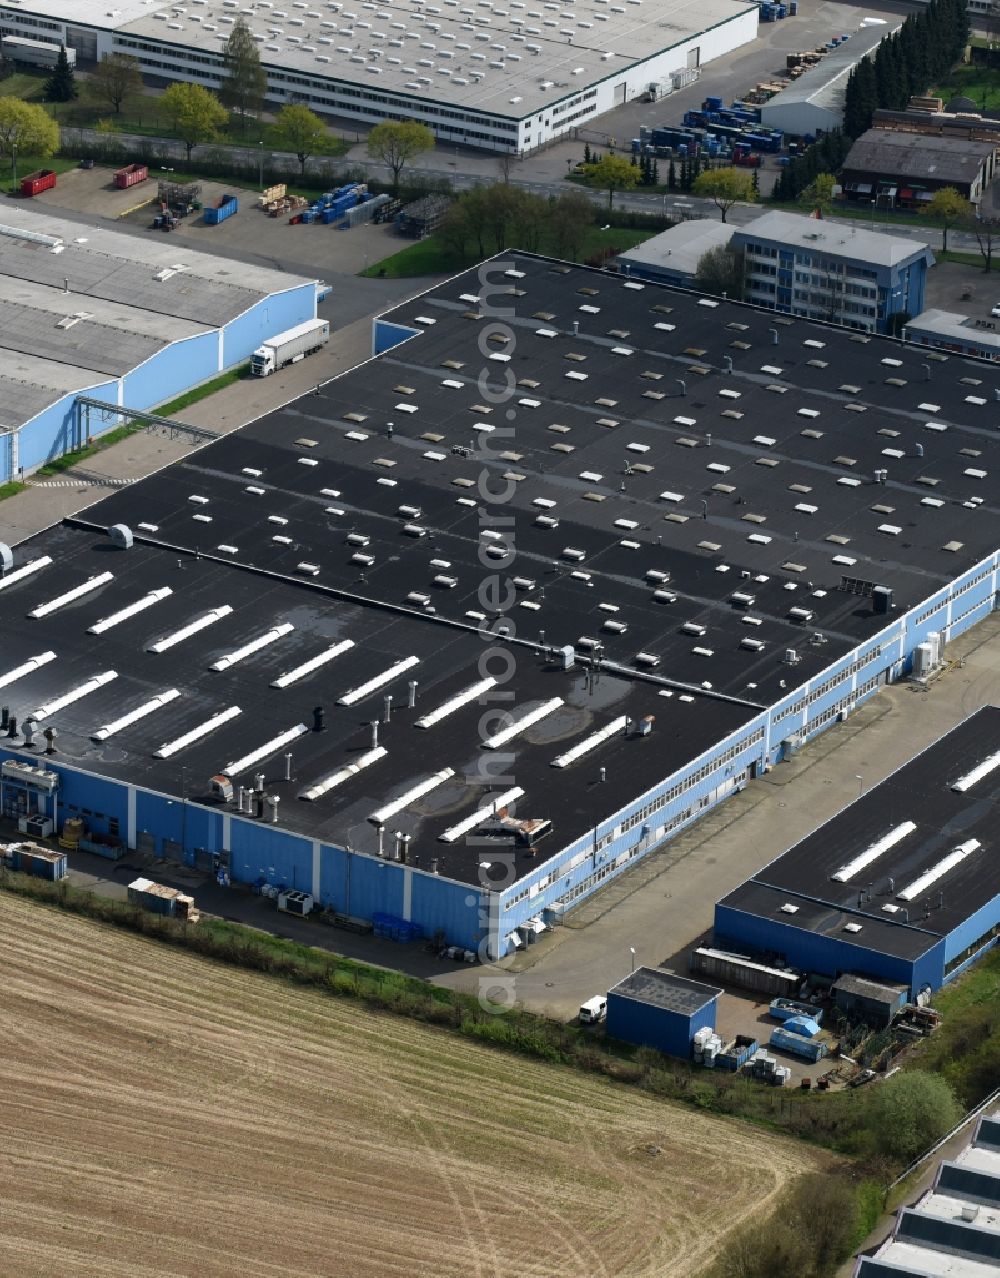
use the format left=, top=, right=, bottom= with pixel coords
left=0, top=250, right=999, bottom=961
left=714, top=709, right=1000, bottom=999
left=606, top=968, right=720, bottom=1057
left=905, top=309, right=1000, bottom=364
left=758, top=21, right=896, bottom=137
left=856, top=1112, right=1000, bottom=1276
left=0, top=0, right=759, bottom=154
left=0, top=206, right=318, bottom=485
left=840, top=128, right=998, bottom=208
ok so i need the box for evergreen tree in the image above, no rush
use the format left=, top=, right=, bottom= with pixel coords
left=751, top=165, right=759, bottom=195
left=584, top=142, right=592, bottom=164
left=44, top=46, right=76, bottom=103
left=653, top=158, right=659, bottom=186
left=220, top=15, right=267, bottom=134
left=668, top=158, right=676, bottom=190
left=844, top=57, right=877, bottom=138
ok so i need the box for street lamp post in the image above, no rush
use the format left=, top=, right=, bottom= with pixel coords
left=629, top=945, right=636, bottom=974
left=11, top=142, right=17, bottom=190
left=258, top=140, right=264, bottom=192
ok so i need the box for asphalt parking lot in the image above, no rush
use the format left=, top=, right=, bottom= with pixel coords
left=32, top=166, right=408, bottom=280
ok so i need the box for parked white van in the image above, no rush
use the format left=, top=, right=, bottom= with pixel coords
left=579, top=996, right=607, bottom=1025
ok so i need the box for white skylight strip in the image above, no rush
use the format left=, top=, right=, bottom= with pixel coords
left=551, top=715, right=628, bottom=769
left=832, top=820, right=918, bottom=884
left=897, top=839, right=980, bottom=902
left=148, top=605, right=233, bottom=653
left=224, top=722, right=309, bottom=776
left=481, top=698, right=563, bottom=750
left=154, top=705, right=241, bottom=759
left=0, top=651, right=56, bottom=691
left=301, top=746, right=387, bottom=801
left=439, top=786, right=525, bottom=843
left=211, top=622, right=295, bottom=672
left=88, top=587, right=173, bottom=635
left=92, top=688, right=181, bottom=741
left=33, top=670, right=118, bottom=721
left=271, top=639, right=355, bottom=688
left=29, top=571, right=114, bottom=619
left=415, top=677, right=496, bottom=729
left=339, top=654, right=420, bottom=706
left=0, top=556, right=52, bottom=593
left=369, top=767, right=455, bottom=826
left=952, top=750, right=1000, bottom=794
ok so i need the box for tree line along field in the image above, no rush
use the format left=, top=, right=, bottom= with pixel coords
left=0, top=892, right=830, bottom=1277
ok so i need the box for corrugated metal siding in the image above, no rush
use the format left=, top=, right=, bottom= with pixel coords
left=124, top=333, right=219, bottom=411
left=222, top=284, right=317, bottom=368
left=606, top=993, right=714, bottom=1059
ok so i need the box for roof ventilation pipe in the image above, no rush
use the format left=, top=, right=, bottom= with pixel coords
left=723, top=355, right=733, bottom=373
left=394, top=830, right=405, bottom=861
left=0, top=705, right=7, bottom=732
left=6, top=715, right=17, bottom=739
left=44, top=726, right=57, bottom=755
left=370, top=719, right=380, bottom=748
left=769, top=327, right=779, bottom=345
left=408, top=679, right=418, bottom=708
left=431, top=857, right=440, bottom=874
left=922, top=363, right=931, bottom=381
left=383, top=693, right=393, bottom=723
left=994, top=388, right=1000, bottom=402
left=914, top=441, right=924, bottom=458
left=375, top=822, right=385, bottom=857
left=63, top=277, right=69, bottom=294
left=676, top=378, right=686, bottom=396
left=284, top=751, right=293, bottom=781
left=599, top=765, right=607, bottom=783
left=22, top=717, right=35, bottom=748
left=267, top=794, right=280, bottom=824
left=400, top=833, right=411, bottom=864
left=313, top=705, right=325, bottom=732
left=237, top=784, right=247, bottom=812
left=572, top=319, right=579, bottom=335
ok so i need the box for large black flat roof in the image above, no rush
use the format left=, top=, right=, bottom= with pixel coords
left=610, top=966, right=721, bottom=1014
left=81, top=252, right=1000, bottom=707
left=0, top=523, right=754, bottom=886
left=719, top=707, right=1000, bottom=950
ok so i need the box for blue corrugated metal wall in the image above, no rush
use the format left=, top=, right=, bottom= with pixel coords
left=17, top=381, right=118, bottom=474
left=126, top=333, right=220, bottom=411
left=606, top=992, right=715, bottom=1059
left=372, top=319, right=420, bottom=355
left=713, top=903, right=945, bottom=996
left=221, top=284, right=317, bottom=368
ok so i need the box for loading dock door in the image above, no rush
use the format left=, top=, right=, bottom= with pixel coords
left=615, top=83, right=626, bottom=104
left=687, top=46, right=700, bottom=69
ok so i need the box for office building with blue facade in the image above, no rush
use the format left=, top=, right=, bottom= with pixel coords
left=729, top=210, right=933, bottom=334
left=0, top=251, right=998, bottom=963
left=714, top=709, right=1000, bottom=999
left=0, top=205, right=318, bottom=485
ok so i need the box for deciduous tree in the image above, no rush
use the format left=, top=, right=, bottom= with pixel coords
left=694, top=244, right=744, bottom=299
left=692, top=166, right=756, bottom=223
left=864, top=1070, right=962, bottom=1164
left=367, top=120, right=435, bottom=192
left=160, top=81, right=228, bottom=162
left=88, top=52, right=141, bottom=115
left=799, top=172, right=837, bottom=213
left=219, top=15, right=267, bottom=134
left=0, top=97, right=59, bottom=185
left=270, top=103, right=328, bottom=177
left=921, top=186, right=973, bottom=253
left=582, top=153, right=637, bottom=210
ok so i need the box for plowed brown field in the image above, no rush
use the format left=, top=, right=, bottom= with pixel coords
left=0, top=894, right=828, bottom=1277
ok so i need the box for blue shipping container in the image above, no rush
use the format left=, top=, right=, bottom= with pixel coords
left=204, top=194, right=238, bottom=226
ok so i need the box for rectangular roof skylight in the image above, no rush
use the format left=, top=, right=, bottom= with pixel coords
left=339, top=654, right=420, bottom=706
left=897, top=839, right=980, bottom=902
left=439, top=786, right=525, bottom=842
left=415, top=676, right=496, bottom=728
left=369, top=767, right=455, bottom=825
left=271, top=639, right=354, bottom=688
left=952, top=750, right=1000, bottom=793
left=148, top=605, right=233, bottom=653
left=29, top=571, right=114, bottom=619
left=300, top=745, right=387, bottom=801
left=482, top=697, right=563, bottom=749
left=210, top=622, right=294, bottom=672
left=0, top=651, right=56, bottom=691
left=88, top=586, right=173, bottom=635
left=224, top=722, right=309, bottom=776
left=832, top=820, right=917, bottom=883
left=92, top=688, right=181, bottom=741
left=33, top=670, right=117, bottom=721
left=155, top=705, right=242, bottom=759
left=551, top=715, right=627, bottom=768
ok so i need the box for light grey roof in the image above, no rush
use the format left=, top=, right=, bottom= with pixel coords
left=617, top=219, right=734, bottom=276
left=906, top=309, right=1000, bottom=349
left=761, top=21, right=897, bottom=115
left=832, top=973, right=908, bottom=1002
left=0, top=296, right=163, bottom=377
left=19, top=0, right=758, bottom=122
left=0, top=206, right=313, bottom=326
left=731, top=210, right=933, bottom=269
left=843, top=129, right=996, bottom=185
left=0, top=349, right=107, bottom=434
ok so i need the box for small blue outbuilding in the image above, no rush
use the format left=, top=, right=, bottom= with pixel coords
left=606, top=967, right=722, bottom=1060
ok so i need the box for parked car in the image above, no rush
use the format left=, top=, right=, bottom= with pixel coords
left=990, top=302, right=1000, bottom=317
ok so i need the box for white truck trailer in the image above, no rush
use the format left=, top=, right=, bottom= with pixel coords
left=251, top=318, right=329, bottom=377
